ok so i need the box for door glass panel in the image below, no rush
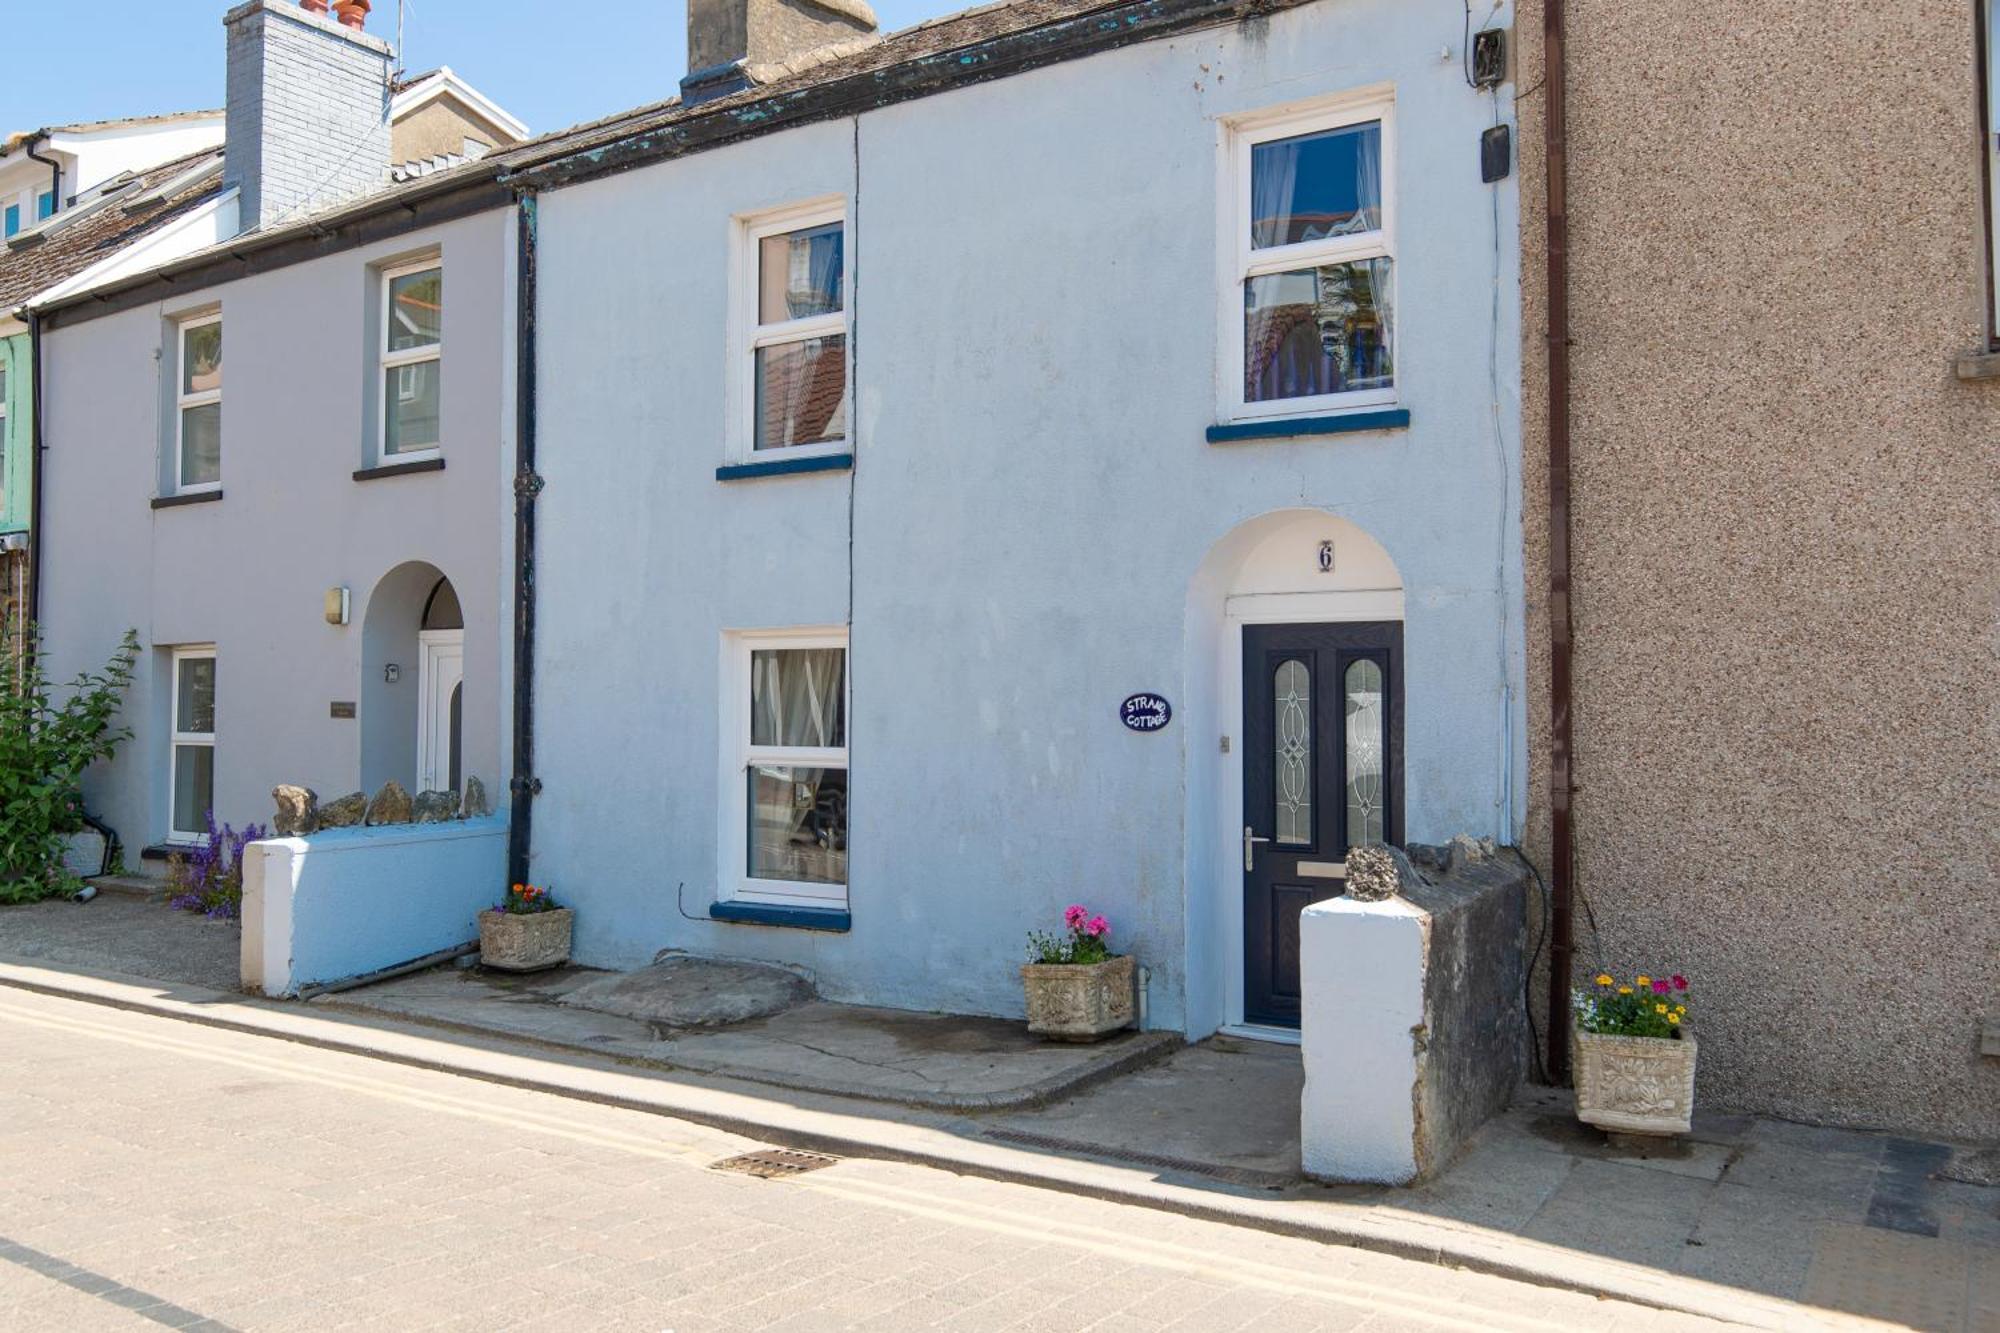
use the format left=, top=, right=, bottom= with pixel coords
left=1273, top=658, right=1312, bottom=846
left=1344, top=658, right=1385, bottom=847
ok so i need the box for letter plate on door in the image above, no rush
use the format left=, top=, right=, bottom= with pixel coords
left=1296, top=861, right=1347, bottom=879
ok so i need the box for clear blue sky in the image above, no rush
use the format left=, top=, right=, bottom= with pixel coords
left=3, top=0, right=959, bottom=141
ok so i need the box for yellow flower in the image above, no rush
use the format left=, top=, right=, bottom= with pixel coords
left=1635, top=975, right=1651, bottom=988
left=1668, top=1013, right=1681, bottom=1025
left=1595, top=973, right=1613, bottom=987
left=1655, top=1003, right=1668, bottom=1014
left=1617, top=986, right=1633, bottom=995
left=1675, top=1005, right=1686, bottom=1015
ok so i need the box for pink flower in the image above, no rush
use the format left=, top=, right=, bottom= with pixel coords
left=1671, top=975, right=1688, bottom=991
left=1064, top=904, right=1088, bottom=929
left=1085, top=915, right=1109, bottom=938
left=1651, top=979, right=1670, bottom=994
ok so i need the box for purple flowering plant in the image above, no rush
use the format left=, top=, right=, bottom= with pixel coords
left=165, top=810, right=266, bottom=920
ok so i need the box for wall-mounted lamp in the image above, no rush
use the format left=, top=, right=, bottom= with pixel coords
left=324, top=586, right=350, bottom=626
left=383, top=663, right=401, bottom=684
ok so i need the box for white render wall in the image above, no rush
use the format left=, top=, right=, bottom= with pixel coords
left=530, top=0, right=1524, bottom=1035
left=37, top=209, right=514, bottom=853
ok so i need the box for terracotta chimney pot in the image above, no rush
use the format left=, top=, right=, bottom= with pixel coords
left=300, top=0, right=330, bottom=13
left=332, top=0, right=371, bottom=28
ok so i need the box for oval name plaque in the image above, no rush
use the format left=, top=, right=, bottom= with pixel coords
left=1120, top=693, right=1173, bottom=732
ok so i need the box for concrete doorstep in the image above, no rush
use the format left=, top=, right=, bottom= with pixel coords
left=0, top=955, right=1919, bottom=1331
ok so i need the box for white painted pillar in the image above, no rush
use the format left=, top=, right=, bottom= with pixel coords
left=240, top=837, right=307, bottom=997
left=1299, top=895, right=1430, bottom=1184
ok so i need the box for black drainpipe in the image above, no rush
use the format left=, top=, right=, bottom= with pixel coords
left=507, top=191, right=541, bottom=886
left=24, top=309, right=46, bottom=642
left=24, top=133, right=63, bottom=221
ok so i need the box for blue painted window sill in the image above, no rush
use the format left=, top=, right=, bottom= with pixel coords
left=715, top=452, right=853, bottom=482
left=1206, top=409, right=1411, bottom=444
left=709, top=900, right=851, bottom=933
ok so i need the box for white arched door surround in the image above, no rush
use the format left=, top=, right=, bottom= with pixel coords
left=1182, top=509, right=1406, bottom=1043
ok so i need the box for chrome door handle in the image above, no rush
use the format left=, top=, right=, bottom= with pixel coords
left=1243, top=825, right=1271, bottom=871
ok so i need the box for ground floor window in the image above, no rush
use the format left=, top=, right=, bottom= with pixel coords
left=169, top=648, right=215, bottom=841
left=727, top=630, right=847, bottom=907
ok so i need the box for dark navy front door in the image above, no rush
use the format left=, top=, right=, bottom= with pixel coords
left=1241, top=621, right=1403, bottom=1027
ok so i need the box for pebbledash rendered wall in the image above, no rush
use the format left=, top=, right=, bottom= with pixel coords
left=528, top=0, right=1526, bottom=1036
left=36, top=209, right=513, bottom=857
left=1515, top=2, right=1999, bottom=1139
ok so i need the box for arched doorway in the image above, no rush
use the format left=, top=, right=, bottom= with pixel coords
left=361, top=561, right=463, bottom=795
left=1183, top=510, right=1406, bottom=1039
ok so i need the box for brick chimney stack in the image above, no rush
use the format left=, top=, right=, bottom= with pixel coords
left=223, top=0, right=394, bottom=231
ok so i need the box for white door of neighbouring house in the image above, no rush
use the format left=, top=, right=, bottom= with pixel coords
left=416, top=629, right=463, bottom=795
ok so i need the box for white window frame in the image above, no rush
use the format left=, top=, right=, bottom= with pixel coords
left=168, top=646, right=216, bottom=844
left=1219, top=88, right=1398, bottom=424
left=172, top=312, right=222, bottom=495
left=719, top=627, right=850, bottom=909
left=729, top=197, right=850, bottom=461
left=378, top=255, right=443, bottom=464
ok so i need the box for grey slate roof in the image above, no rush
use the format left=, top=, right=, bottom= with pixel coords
left=34, top=0, right=1292, bottom=323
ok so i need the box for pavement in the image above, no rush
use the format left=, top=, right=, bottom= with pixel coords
left=2, top=901, right=1997, bottom=1330
left=316, top=962, right=1181, bottom=1111
left=0, top=983, right=1729, bottom=1332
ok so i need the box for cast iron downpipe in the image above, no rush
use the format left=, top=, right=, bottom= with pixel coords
left=507, top=191, right=541, bottom=886
left=1542, top=0, right=1577, bottom=1083
left=23, top=132, right=63, bottom=222
left=25, top=310, right=46, bottom=639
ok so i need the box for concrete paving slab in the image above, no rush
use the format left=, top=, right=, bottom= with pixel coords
left=312, top=962, right=1179, bottom=1111
left=558, top=954, right=813, bottom=1026
left=980, top=1036, right=1305, bottom=1186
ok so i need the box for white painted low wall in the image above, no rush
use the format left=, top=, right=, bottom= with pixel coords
left=241, top=817, right=507, bottom=997
left=1299, top=896, right=1430, bottom=1185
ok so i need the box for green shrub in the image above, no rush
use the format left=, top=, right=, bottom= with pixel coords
left=0, top=627, right=140, bottom=904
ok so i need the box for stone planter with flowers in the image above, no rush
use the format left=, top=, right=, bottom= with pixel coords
left=1571, top=971, right=1697, bottom=1136
left=1020, top=904, right=1135, bottom=1041
left=479, top=882, right=572, bottom=972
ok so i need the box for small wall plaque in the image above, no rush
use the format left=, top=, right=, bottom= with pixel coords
left=1120, top=693, right=1172, bottom=732
left=329, top=701, right=357, bottom=719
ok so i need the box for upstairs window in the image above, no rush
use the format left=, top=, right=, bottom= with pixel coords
left=741, top=203, right=847, bottom=454
left=174, top=314, right=222, bottom=493
left=1228, top=95, right=1396, bottom=419
left=35, top=191, right=54, bottom=222
left=2, top=205, right=18, bottom=238
left=380, top=259, right=442, bottom=459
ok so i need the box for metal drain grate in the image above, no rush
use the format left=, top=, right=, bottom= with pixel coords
left=710, top=1148, right=839, bottom=1179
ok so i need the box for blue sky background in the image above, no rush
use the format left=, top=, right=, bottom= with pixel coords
left=3, top=0, right=958, bottom=141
